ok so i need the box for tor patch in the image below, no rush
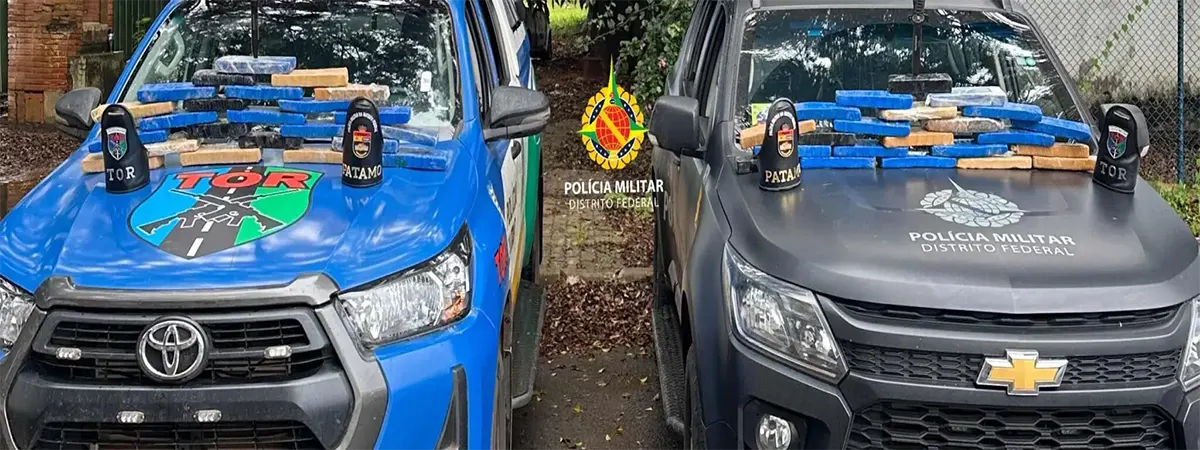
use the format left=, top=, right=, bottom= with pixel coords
left=1107, top=126, right=1128, bottom=159
left=129, top=167, right=321, bottom=259
left=106, top=127, right=129, bottom=160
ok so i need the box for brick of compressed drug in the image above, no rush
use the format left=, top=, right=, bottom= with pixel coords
left=1033, top=155, right=1096, bottom=171
left=795, top=102, right=861, bottom=121
left=881, top=156, right=957, bottom=168
left=834, top=119, right=911, bottom=137
left=956, top=155, right=1033, bottom=170
left=335, top=106, right=413, bottom=126
left=283, top=149, right=343, bottom=164
left=796, top=132, right=857, bottom=146
left=186, top=122, right=250, bottom=141
left=1012, top=143, right=1090, bottom=158
left=180, top=148, right=263, bottom=166
left=833, top=144, right=909, bottom=158
left=272, top=68, right=351, bottom=88
left=931, top=143, right=1007, bottom=158
left=146, top=139, right=201, bottom=158
left=382, top=126, right=438, bottom=147
left=82, top=153, right=162, bottom=173
left=801, top=157, right=877, bottom=169
left=882, top=131, right=954, bottom=148
left=835, top=90, right=914, bottom=110
left=137, top=83, right=216, bottom=103
left=924, top=117, right=1004, bottom=134
left=279, top=99, right=352, bottom=114
left=963, top=103, right=1043, bottom=122
left=927, top=86, right=1007, bottom=107
left=239, top=131, right=303, bottom=149
left=227, top=108, right=307, bottom=125
left=1011, top=117, right=1092, bottom=142
left=214, top=55, right=297, bottom=75
left=90, top=102, right=175, bottom=123
left=224, top=85, right=305, bottom=101
left=879, top=106, right=958, bottom=122
left=977, top=131, right=1055, bottom=147
left=383, top=149, right=452, bottom=171
left=139, top=111, right=219, bottom=131
left=739, top=124, right=766, bottom=149
left=887, top=73, right=953, bottom=100
left=191, top=69, right=255, bottom=87
left=314, top=84, right=391, bottom=102
left=183, top=98, right=249, bottom=113
left=281, top=124, right=343, bottom=140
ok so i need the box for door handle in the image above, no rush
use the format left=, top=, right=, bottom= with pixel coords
left=511, top=141, right=524, bottom=159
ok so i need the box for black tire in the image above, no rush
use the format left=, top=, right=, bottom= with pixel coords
left=683, top=347, right=706, bottom=450
left=522, top=159, right=544, bottom=284
left=492, top=307, right=514, bottom=450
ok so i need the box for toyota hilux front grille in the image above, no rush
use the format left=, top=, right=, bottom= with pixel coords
left=35, top=420, right=324, bottom=450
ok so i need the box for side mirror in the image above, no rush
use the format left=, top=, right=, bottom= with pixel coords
left=483, top=86, right=550, bottom=142
left=55, top=87, right=103, bottom=140
left=649, top=95, right=701, bottom=156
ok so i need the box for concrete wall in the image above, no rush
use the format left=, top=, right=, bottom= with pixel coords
left=1022, top=0, right=1198, bottom=97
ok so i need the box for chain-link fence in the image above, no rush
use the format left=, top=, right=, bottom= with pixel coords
left=1022, top=0, right=1196, bottom=182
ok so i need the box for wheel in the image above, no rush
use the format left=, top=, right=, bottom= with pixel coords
left=491, top=307, right=514, bottom=450
left=522, top=160, right=544, bottom=284
left=683, top=346, right=706, bottom=450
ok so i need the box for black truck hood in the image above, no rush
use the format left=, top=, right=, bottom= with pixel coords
left=722, top=169, right=1200, bottom=313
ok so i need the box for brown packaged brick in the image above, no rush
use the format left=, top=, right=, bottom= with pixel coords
left=284, top=149, right=343, bottom=164
left=924, top=117, right=1004, bottom=134
left=881, top=131, right=954, bottom=148
left=956, top=155, right=1033, bottom=170
left=180, top=148, right=262, bottom=167
left=740, top=124, right=766, bottom=150
left=879, top=106, right=957, bottom=121
left=146, top=139, right=201, bottom=158
left=1012, top=143, right=1090, bottom=158
left=82, top=153, right=163, bottom=173
left=314, top=84, right=391, bottom=102
left=1033, top=155, right=1096, bottom=172
left=272, top=68, right=351, bottom=88
left=90, top=102, right=175, bottom=123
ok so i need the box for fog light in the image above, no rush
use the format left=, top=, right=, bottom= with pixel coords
left=756, top=414, right=793, bottom=450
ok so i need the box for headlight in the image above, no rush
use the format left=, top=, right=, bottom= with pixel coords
left=1179, top=296, right=1200, bottom=390
left=723, top=245, right=846, bottom=381
left=339, top=227, right=472, bottom=348
left=0, top=277, right=34, bottom=348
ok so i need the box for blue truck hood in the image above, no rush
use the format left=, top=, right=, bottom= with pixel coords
left=0, top=144, right=473, bottom=293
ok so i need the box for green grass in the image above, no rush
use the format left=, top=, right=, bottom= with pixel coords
left=550, top=2, right=587, bottom=41
left=1151, top=180, right=1200, bottom=236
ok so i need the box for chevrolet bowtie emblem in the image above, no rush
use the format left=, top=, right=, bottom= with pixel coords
left=976, top=350, right=1068, bottom=396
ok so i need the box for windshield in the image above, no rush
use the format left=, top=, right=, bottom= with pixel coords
left=121, top=0, right=459, bottom=130
left=736, top=8, right=1081, bottom=130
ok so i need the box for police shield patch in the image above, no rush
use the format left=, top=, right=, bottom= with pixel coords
left=129, top=167, right=321, bottom=259
left=106, top=127, right=128, bottom=160
left=1107, top=127, right=1129, bottom=159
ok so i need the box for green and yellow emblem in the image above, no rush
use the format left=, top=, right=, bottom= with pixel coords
left=579, top=62, right=647, bottom=170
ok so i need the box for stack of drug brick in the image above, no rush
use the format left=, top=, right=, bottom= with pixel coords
left=739, top=85, right=1095, bottom=171
left=81, top=55, right=448, bottom=175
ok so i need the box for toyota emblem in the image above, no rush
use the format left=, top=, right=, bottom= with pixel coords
left=136, top=317, right=208, bottom=383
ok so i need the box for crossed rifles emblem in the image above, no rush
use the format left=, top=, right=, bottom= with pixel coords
left=138, top=189, right=298, bottom=234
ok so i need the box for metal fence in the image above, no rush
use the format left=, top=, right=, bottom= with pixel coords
left=112, top=0, right=171, bottom=57
left=1023, top=0, right=1196, bottom=182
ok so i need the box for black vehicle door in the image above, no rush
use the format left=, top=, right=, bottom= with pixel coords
left=672, top=4, right=727, bottom=276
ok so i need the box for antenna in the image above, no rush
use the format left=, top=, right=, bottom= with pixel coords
left=910, top=0, right=926, bottom=75
left=250, top=0, right=260, bottom=58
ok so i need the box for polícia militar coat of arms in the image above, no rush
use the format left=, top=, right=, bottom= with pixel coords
left=578, top=61, right=647, bottom=171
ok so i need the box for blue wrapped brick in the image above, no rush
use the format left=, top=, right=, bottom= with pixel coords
left=227, top=109, right=307, bottom=125
left=752, top=144, right=831, bottom=158
left=139, top=112, right=219, bottom=131
left=801, top=157, right=877, bottom=169
left=281, top=124, right=343, bottom=140
left=833, top=118, right=911, bottom=137
left=962, top=103, right=1043, bottom=122
left=1011, top=116, right=1092, bottom=142
left=214, top=55, right=297, bottom=75
left=382, top=126, right=438, bottom=147
left=834, top=90, right=913, bottom=110
left=930, top=143, right=1008, bottom=158
left=84, top=137, right=101, bottom=153
left=794, top=102, right=862, bottom=121
left=136, top=83, right=216, bottom=103
left=278, top=99, right=352, bottom=114
left=383, top=149, right=451, bottom=171
left=881, top=156, right=957, bottom=168
left=335, top=107, right=413, bottom=126
left=224, top=85, right=305, bottom=101
left=977, top=130, right=1055, bottom=147
left=833, top=144, right=909, bottom=158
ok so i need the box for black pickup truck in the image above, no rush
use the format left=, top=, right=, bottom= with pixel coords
left=645, top=0, right=1200, bottom=449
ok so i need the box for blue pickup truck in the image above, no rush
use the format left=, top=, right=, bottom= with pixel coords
left=0, top=0, right=548, bottom=448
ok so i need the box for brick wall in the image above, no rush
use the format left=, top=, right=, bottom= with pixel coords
left=7, top=0, right=111, bottom=123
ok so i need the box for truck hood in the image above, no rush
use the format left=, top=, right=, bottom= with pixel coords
left=722, top=168, right=1200, bottom=313
left=0, top=144, right=474, bottom=293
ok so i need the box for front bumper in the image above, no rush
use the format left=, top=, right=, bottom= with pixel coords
left=702, top=296, right=1198, bottom=449
left=0, top=274, right=499, bottom=450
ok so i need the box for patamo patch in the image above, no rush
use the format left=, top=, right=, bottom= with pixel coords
left=129, top=167, right=321, bottom=259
